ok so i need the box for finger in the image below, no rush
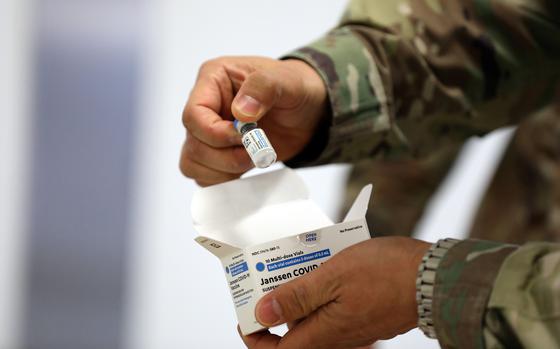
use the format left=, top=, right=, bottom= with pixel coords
left=183, top=134, right=252, bottom=174
left=197, top=59, right=236, bottom=119
left=183, top=69, right=240, bottom=148
left=352, top=344, right=374, bottom=349
left=279, top=307, right=372, bottom=349
left=231, top=69, right=278, bottom=122
left=194, top=180, right=221, bottom=188
left=179, top=145, right=240, bottom=185
left=238, top=325, right=281, bottom=349
left=183, top=103, right=240, bottom=148
left=286, top=319, right=302, bottom=330
left=254, top=262, right=339, bottom=327
left=278, top=308, right=337, bottom=349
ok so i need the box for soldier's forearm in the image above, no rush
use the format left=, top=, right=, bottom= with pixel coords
left=432, top=239, right=560, bottom=348
left=283, top=0, right=560, bottom=166
left=483, top=242, right=560, bottom=348
left=432, top=239, right=517, bottom=348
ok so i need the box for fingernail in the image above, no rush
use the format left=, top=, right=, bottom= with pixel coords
left=235, top=95, right=261, bottom=117
left=256, top=297, right=283, bottom=326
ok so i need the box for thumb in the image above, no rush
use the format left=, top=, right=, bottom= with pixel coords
left=231, top=69, right=282, bottom=122
left=254, top=264, right=338, bottom=327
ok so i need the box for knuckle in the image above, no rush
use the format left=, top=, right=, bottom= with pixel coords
left=199, top=58, right=231, bottom=89
left=179, top=157, right=193, bottom=178
left=203, top=122, right=228, bottom=148
left=210, top=69, right=231, bottom=92
left=206, top=125, right=222, bottom=145
left=182, top=105, right=192, bottom=128
left=200, top=121, right=216, bottom=141
left=200, top=57, right=224, bottom=72
left=184, top=137, right=200, bottom=158
left=195, top=180, right=210, bottom=187
left=199, top=59, right=214, bottom=72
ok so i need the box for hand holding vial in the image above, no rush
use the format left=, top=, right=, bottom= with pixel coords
left=180, top=56, right=328, bottom=186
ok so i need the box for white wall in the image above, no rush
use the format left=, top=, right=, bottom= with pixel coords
left=0, top=0, right=31, bottom=348
left=125, top=1, right=512, bottom=348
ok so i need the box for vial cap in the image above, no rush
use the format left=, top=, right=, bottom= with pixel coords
left=233, top=120, right=245, bottom=133
left=233, top=120, right=258, bottom=135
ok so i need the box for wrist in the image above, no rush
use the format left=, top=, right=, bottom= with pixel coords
left=416, top=238, right=461, bottom=338
left=405, top=240, right=431, bottom=330
left=282, top=59, right=329, bottom=125
left=282, top=59, right=327, bottom=96
left=281, top=59, right=331, bottom=165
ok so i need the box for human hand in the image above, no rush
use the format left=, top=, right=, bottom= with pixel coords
left=180, top=56, right=328, bottom=186
left=239, top=237, right=431, bottom=349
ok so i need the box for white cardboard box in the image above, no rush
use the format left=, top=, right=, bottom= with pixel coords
left=192, top=168, right=372, bottom=335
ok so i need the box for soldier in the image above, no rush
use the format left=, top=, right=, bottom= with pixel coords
left=180, top=0, right=560, bottom=348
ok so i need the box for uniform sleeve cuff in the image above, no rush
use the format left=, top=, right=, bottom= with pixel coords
left=433, top=239, right=517, bottom=348
left=282, top=27, right=401, bottom=166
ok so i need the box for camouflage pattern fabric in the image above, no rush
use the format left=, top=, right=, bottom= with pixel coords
left=340, top=100, right=560, bottom=244
left=433, top=240, right=518, bottom=349
left=282, top=0, right=560, bottom=347
left=285, top=0, right=560, bottom=166
left=470, top=103, right=560, bottom=245
left=485, top=242, right=560, bottom=348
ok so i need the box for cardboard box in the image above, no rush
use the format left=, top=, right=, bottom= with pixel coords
left=193, top=168, right=372, bottom=335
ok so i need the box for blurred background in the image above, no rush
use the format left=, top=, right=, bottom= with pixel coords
left=0, top=0, right=514, bottom=348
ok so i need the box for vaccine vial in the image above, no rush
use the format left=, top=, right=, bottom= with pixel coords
left=234, top=120, right=277, bottom=168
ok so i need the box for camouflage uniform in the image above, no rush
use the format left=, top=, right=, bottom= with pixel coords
left=283, top=0, right=560, bottom=347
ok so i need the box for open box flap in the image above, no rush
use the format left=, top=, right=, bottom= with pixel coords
left=342, top=184, right=373, bottom=222
left=195, top=237, right=242, bottom=259
left=192, top=169, right=333, bottom=249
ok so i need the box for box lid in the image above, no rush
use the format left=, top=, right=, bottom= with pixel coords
left=192, top=168, right=372, bottom=255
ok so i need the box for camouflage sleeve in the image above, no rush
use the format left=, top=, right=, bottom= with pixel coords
left=283, top=0, right=560, bottom=166
left=433, top=239, right=560, bottom=349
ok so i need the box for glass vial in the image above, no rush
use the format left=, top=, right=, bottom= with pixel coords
left=234, top=120, right=277, bottom=168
